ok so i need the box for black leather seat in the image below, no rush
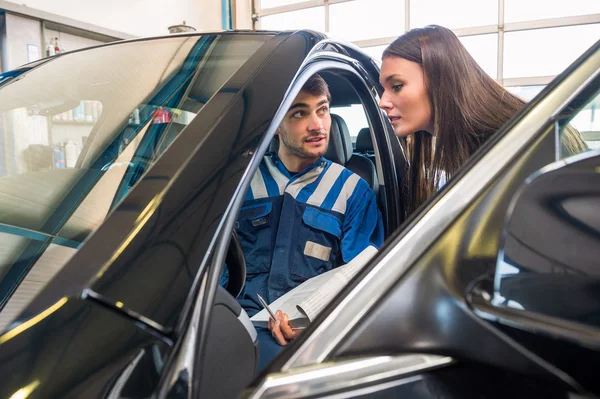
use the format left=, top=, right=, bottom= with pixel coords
left=198, top=285, right=259, bottom=398
left=356, top=127, right=376, bottom=163
left=329, top=114, right=379, bottom=195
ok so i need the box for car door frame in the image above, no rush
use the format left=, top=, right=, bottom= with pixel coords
left=154, top=43, right=407, bottom=398
left=244, top=37, right=600, bottom=399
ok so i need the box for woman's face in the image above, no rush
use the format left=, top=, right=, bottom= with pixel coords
left=379, top=56, right=433, bottom=137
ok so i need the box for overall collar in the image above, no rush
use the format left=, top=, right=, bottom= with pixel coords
left=268, top=152, right=327, bottom=182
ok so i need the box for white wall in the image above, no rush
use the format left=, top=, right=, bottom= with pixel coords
left=1, top=13, right=106, bottom=70
left=234, top=0, right=253, bottom=29
left=7, top=0, right=223, bottom=37
left=3, top=13, right=41, bottom=70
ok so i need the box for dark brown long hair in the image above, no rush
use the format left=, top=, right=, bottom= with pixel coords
left=383, top=25, right=525, bottom=213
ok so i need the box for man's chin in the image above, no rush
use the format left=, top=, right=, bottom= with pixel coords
left=303, top=144, right=328, bottom=157
left=305, top=149, right=327, bottom=160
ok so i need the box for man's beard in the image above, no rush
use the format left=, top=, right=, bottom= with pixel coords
left=279, top=134, right=328, bottom=159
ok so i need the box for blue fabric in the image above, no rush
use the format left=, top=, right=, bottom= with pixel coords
left=236, top=154, right=384, bottom=362
left=256, top=326, right=284, bottom=371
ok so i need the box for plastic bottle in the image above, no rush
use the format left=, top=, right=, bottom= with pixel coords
left=54, top=37, right=60, bottom=54
left=64, top=140, right=77, bottom=168
left=91, top=102, right=99, bottom=121
left=85, top=101, right=93, bottom=122
left=53, top=145, right=65, bottom=168
left=46, top=40, right=55, bottom=57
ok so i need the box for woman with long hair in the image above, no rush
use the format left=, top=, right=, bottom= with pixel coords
left=378, top=25, right=585, bottom=213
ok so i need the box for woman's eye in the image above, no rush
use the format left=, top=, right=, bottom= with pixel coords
left=392, top=84, right=404, bottom=92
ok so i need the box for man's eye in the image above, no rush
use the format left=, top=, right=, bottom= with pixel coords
left=318, top=107, right=329, bottom=114
left=292, top=111, right=304, bottom=118
left=392, top=84, right=404, bottom=92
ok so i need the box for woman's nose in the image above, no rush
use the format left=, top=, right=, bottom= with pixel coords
left=379, top=93, right=392, bottom=110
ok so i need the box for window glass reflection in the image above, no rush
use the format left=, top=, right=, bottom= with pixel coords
left=329, top=0, right=405, bottom=42
left=0, top=34, right=268, bottom=331
left=494, top=78, right=600, bottom=329
left=561, top=92, right=600, bottom=155
left=260, top=7, right=325, bottom=32
left=331, top=105, right=369, bottom=142
left=259, top=0, right=308, bottom=10
left=504, top=24, right=600, bottom=78
left=505, top=85, right=545, bottom=102
left=360, top=45, right=387, bottom=62
left=505, top=0, right=600, bottom=23
left=411, top=0, right=497, bottom=29
left=459, top=34, right=498, bottom=79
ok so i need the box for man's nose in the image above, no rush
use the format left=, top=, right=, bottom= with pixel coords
left=308, top=114, right=324, bottom=132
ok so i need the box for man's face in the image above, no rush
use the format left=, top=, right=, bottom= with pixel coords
left=277, top=91, right=331, bottom=162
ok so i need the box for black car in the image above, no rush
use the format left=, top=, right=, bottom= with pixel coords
left=0, top=30, right=598, bottom=399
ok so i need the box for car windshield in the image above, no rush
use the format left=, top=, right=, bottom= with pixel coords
left=0, top=33, right=270, bottom=330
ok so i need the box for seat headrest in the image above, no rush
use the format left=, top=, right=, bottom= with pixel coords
left=356, top=127, right=374, bottom=153
left=326, top=114, right=353, bottom=165
left=269, top=136, right=279, bottom=153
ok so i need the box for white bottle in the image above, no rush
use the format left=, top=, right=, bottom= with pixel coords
left=46, top=40, right=55, bottom=57
left=64, top=140, right=77, bottom=168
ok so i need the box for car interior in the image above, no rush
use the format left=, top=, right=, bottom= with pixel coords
left=324, top=71, right=391, bottom=220
left=119, top=66, right=600, bottom=397
left=212, top=70, right=398, bottom=396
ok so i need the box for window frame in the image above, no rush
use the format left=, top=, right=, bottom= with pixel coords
left=180, top=51, right=403, bottom=385
left=252, top=0, right=600, bottom=87
left=268, top=33, right=600, bottom=375
left=469, top=48, right=600, bottom=357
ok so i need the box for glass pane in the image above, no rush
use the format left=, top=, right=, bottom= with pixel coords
left=331, top=105, right=369, bottom=142
left=504, top=24, right=600, bottom=79
left=329, top=0, right=405, bottom=42
left=259, top=0, right=308, bottom=10
left=459, top=34, right=498, bottom=78
left=0, top=34, right=268, bottom=312
left=505, top=85, right=545, bottom=102
left=562, top=92, right=600, bottom=155
left=505, top=0, right=600, bottom=23
left=492, top=78, right=600, bottom=336
left=361, top=45, right=388, bottom=62
left=260, top=7, right=325, bottom=32
left=411, top=0, right=497, bottom=29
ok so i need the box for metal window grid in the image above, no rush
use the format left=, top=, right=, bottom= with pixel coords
left=251, top=0, right=600, bottom=87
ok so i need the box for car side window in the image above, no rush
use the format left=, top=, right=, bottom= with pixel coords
left=558, top=90, right=599, bottom=159
left=331, top=104, right=369, bottom=143
left=493, top=77, right=600, bottom=328
left=0, top=34, right=268, bottom=331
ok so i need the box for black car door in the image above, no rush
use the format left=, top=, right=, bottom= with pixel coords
left=0, top=30, right=326, bottom=399
left=156, top=39, right=409, bottom=398
left=242, top=38, right=600, bottom=399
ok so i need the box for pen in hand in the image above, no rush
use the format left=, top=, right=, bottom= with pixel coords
left=257, top=294, right=277, bottom=324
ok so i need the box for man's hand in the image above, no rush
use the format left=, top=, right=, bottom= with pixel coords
left=268, top=310, right=300, bottom=346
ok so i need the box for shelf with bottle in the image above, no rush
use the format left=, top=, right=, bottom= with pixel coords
left=129, top=104, right=196, bottom=127
left=52, top=136, right=86, bottom=169
left=51, top=119, right=95, bottom=125
left=51, top=100, right=102, bottom=124
left=45, top=36, right=65, bottom=58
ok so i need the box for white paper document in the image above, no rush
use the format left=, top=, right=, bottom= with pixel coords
left=251, top=246, right=378, bottom=329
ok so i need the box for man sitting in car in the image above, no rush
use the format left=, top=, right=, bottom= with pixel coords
left=233, top=74, right=383, bottom=369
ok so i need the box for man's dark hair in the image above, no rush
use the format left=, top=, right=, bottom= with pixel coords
left=301, top=74, right=331, bottom=102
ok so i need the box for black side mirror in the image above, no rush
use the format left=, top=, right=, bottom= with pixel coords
left=494, top=151, right=600, bottom=327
